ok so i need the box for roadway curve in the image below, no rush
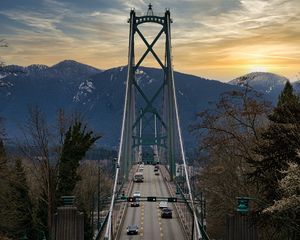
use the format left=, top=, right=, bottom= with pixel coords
left=118, top=165, right=186, bottom=240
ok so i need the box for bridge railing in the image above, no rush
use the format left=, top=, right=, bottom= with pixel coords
left=175, top=181, right=210, bottom=240
left=94, top=212, right=109, bottom=240
left=100, top=165, right=137, bottom=240
left=112, top=166, right=137, bottom=238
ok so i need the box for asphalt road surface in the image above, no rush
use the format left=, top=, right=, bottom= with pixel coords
left=119, top=165, right=186, bottom=240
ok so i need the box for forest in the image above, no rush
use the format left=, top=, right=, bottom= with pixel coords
left=192, top=82, right=300, bottom=239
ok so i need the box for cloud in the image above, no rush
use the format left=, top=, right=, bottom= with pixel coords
left=0, top=0, right=299, bottom=81
left=0, top=10, right=60, bottom=31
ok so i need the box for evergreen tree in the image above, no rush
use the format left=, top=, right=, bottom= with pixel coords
left=0, top=138, right=12, bottom=237
left=0, top=157, right=34, bottom=239
left=250, top=81, right=300, bottom=238
left=34, top=191, right=49, bottom=239
left=10, top=158, right=35, bottom=239
left=57, top=121, right=100, bottom=199
left=269, top=81, right=300, bottom=123
left=250, top=81, right=300, bottom=202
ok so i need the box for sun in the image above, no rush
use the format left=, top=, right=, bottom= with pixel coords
left=248, top=65, right=268, bottom=73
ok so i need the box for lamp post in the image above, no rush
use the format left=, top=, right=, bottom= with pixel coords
left=97, top=158, right=100, bottom=229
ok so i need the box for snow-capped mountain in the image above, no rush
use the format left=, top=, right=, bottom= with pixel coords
left=229, top=72, right=289, bottom=101
left=50, top=60, right=101, bottom=82
left=0, top=60, right=291, bottom=147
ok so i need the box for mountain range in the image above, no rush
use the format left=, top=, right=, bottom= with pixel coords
left=0, top=60, right=293, bottom=149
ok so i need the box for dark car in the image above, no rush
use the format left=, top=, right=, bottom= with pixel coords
left=127, top=225, right=139, bottom=235
left=161, top=207, right=172, bottom=218
left=130, top=201, right=140, bottom=207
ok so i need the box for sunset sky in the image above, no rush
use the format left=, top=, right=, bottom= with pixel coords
left=0, top=0, right=299, bottom=81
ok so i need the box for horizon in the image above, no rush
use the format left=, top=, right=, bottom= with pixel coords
left=0, top=0, right=299, bottom=82
left=3, top=59, right=293, bottom=82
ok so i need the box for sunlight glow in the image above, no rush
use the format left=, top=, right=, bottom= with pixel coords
left=248, top=65, right=268, bottom=73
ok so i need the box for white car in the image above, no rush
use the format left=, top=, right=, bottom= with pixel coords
left=159, top=201, right=168, bottom=209
left=133, top=191, right=141, bottom=198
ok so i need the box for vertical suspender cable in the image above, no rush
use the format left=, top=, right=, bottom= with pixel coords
left=139, top=109, right=143, bottom=162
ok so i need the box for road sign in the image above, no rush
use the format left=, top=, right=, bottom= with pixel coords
left=236, top=197, right=250, bottom=213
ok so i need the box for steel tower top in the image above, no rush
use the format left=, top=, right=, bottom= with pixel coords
left=147, top=3, right=154, bottom=16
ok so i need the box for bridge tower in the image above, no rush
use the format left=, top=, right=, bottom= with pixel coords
left=104, top=6, right=208, bottom=240
left=121, top=4, right=177, bottom=180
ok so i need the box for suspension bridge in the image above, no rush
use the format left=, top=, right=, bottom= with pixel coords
left=95, top=5, right=209, bottom=240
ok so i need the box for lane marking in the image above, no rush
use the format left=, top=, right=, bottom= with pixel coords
left=153, top=172, right=165, bottom=240
left=140, top=198, right=145, bottom=239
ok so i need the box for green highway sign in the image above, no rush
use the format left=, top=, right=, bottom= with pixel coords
left=236, top=197, right=250, bottom=213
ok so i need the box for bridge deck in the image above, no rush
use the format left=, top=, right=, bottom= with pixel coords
left=118, top=165, right=186, bottom=240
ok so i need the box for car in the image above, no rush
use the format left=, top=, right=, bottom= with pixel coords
left=127, top=225, right=139, bottom=235
left=159, top=201, right=168, bottom=209
left=155, top=171, right=159, bottom=175
left=133, top=191, right=141, bottom=198
left=161, top=207, right=172, bottom=218
left=133, top=172, right=144, bottom=182
left=130, top=201, right=140, bottom=207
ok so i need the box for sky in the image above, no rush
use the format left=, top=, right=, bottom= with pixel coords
left=0, top=0, right=299, bottom=81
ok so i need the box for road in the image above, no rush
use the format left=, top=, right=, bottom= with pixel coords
left=118, top=165, right=186, bottom=240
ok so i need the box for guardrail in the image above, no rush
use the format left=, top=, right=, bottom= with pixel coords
left=101, top=165, right=137, bottom=239
left=114, top=179, right=134, bottom=239
left=174, top=178, right=210, bottom=240
left=93, top=181, right=125, bottom=240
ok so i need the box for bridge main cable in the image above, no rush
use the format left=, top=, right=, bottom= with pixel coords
left=166, top=15, right=202, bottom=240
left=103, top=10, right=135, bottom=240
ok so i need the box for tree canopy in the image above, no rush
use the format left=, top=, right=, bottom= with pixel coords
left=57, top=121, right=100, bottom=198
